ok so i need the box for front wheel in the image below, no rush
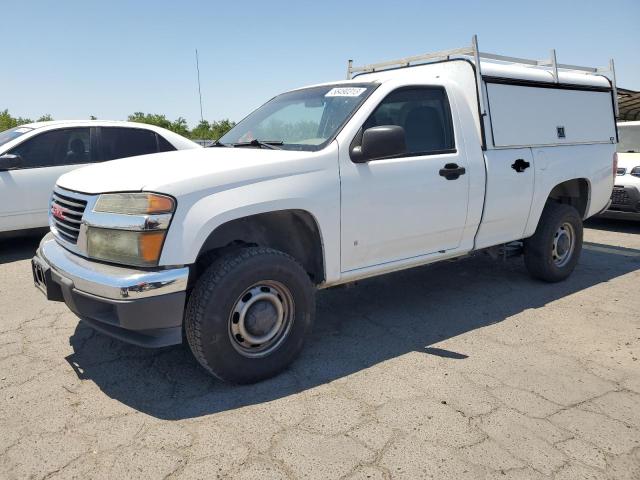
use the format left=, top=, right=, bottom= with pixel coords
left=524, top=202, right=583, bottom=282
left=185, top=247, right=315, bottom=384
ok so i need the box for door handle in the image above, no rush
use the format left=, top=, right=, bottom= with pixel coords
left=439, top=163, right=466, bottom=180
left=511, top=158, right=530, bottom=173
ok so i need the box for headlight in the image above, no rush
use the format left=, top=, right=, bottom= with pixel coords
left=631, top=167, right=640, bottom=178
left=85, top=192, right=175, bottom=267
left=94, top=193, right=174, bottom=215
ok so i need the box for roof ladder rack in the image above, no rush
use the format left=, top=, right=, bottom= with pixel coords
left=347, top=35, right=619, bottom=116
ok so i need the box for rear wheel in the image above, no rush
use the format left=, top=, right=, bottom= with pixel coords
left=185, top=247, right=315, bottom=384
left=524, top=202, right=583, bottom=282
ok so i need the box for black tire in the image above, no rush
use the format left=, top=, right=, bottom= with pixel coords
left=185, top=246, right=315, bottom=384
left=524, top=202, right=583, bottom=282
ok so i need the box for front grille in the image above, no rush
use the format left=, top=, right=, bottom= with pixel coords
left=50, top=190, right=87, bottom=244
left=610, top=187, right=631, bottom=206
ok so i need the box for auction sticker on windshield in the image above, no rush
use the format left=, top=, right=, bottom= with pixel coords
left=325, top=87, right=367, bottom=97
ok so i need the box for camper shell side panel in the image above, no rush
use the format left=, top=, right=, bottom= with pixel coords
left=484, top=79, right=616, bottom=148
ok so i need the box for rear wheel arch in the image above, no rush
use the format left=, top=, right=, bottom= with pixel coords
left=546, top=178, right=591, bottom=218
left=195, top=209, right=325, bottom=285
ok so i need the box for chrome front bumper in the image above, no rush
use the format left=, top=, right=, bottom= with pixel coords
left=35, top=233, right=188, bottom=300
left=32, top=234, right=189, bottom=347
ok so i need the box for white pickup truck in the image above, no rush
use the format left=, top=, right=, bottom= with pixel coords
left=32, top=39, right=618, bottom=383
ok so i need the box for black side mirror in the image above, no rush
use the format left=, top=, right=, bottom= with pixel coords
left=0, top=154, right=22, bottom=171
left=351, top=125, right=406, bottom=163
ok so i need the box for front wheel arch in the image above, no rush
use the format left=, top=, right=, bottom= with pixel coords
left=195, top=209, right=326, bottom=285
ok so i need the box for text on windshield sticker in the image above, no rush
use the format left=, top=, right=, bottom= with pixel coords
left=325, top=87, right=367, bottom=97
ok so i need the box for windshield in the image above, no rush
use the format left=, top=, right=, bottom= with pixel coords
left=219, top=84, right=376, bottom=151
left=617, top=124, right=640, bottom=153
left=0, top=126, right=33, bottom=148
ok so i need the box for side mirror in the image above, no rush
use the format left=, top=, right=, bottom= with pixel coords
left=351, top=125, right=406, bottom=163
left=0, top=154, right=22, bottom=171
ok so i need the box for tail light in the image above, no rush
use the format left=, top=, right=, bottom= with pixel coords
left=613, top=152, right=618, bottom=181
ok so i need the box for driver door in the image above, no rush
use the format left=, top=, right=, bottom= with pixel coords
left=340, top=86, right=470, bottom=272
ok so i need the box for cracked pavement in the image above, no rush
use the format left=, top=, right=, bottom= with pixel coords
left=1, top=218, right=639, bottom=479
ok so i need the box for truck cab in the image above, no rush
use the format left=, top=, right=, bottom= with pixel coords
left=32, top=38, right=618, bottom=383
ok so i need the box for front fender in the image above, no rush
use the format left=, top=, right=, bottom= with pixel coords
left=158, top=145, right=342, bottom=284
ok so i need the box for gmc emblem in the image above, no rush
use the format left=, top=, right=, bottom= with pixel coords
left=51, top=204, right=65, bottom=220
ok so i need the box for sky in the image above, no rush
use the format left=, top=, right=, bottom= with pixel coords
left=2, top=0, right=639, bottom=128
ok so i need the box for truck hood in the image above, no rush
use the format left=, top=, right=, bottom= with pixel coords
left=56, top=147, right=322, bottom=196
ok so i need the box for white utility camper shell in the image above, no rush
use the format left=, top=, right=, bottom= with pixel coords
left=347, top=36, right=618, bottom=151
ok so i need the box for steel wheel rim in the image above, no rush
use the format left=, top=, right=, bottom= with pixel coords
left=228, top=280, right=294, bottom=358
left=552, top=222, right=575, bottom=267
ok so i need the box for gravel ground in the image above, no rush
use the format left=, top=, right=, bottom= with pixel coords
left=1, top=219, right=639, bottom=479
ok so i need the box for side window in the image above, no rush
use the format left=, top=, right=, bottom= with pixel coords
left=9, top=128, right=91, bottom=168
left=363, top=87, right=455, bottom=155
left=157, top=134, right=176, bottom=152
left=101, top=128, right=158, bottom=160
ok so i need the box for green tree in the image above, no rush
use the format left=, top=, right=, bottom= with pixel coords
left=1, top=109, right=237, bottom=137
left=127, top=113, right=237, bottom=140
left=0, top=109, right=33, bottom=132
left=188, top=119, right=235, bottom=142
left=128, top=112, right=192, bottom=138
left=191, top=120, right=212, bottom=140
left=170, top=117, right=189, bottom=137
left=127, top=112, right=173, bottom=130
left=210, top=119, right=235, bottom=140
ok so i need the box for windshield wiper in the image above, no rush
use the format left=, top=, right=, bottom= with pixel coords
left=232, top=139, right=283, bottom=150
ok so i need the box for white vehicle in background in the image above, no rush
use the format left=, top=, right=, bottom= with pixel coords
left=0, top=120, right=200, bottom=234
left=601, top=121, right=640, bottom=218
left=33, top=38, right=618, bottom=384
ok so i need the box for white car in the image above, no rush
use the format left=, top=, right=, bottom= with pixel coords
left=601, top=121, right=640, bottom=218
left=33, top=38, right=617, bottom=383
left=0, top=120, right=200, bottom=233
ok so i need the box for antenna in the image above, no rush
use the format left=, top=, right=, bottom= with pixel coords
left=195, top=49, right=204, bottom=124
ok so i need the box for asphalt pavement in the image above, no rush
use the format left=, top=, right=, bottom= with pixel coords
left=1, top=218, right=639, bottom=479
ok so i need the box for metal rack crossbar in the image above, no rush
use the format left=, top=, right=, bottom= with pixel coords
left=346, top=35, right=618, bottom=116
